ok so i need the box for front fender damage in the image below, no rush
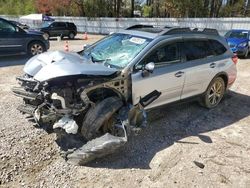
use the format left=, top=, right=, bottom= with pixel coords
left=13, top=71, right=162, bottom=165
left=55, top=90, right=161, bottom=166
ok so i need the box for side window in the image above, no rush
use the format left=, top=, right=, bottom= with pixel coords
left=58, top=22, right=66, bottom=27
left=50, top=22, right=57, bottom=27
left=182, top=40, right=211, bottom=61
left=146, top=43, right=181, bottom=66
left=209, top=40, right=227, bottom=55
left=0, top=20, right=15, bottom=33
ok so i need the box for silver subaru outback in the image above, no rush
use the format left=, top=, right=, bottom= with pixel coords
left=12, top=25, right=237, bottom=165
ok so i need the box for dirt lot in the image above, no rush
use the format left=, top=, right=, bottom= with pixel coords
left=0, top=34, right=250, bottom=188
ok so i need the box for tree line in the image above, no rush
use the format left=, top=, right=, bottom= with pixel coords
left=0, top=0, right=249, bottom=18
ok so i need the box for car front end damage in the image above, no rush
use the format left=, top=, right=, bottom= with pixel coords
left=12, top=51, right=159, bottom=165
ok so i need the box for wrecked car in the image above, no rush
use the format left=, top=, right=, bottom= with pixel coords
left=12, top=25, right=237, bottom=165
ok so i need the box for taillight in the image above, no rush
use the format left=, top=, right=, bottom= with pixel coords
left=232, top=53, right=238, bottom=65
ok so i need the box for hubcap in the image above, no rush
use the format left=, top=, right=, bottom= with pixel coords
left=208, top=81, right=223, bottom=105
left=69, top=33, right=74, bottom=39
left=31, top=44, right=43, bottom=55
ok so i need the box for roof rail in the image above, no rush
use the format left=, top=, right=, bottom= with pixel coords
left=162, top=27, right=219, bottom=36
left=163, top=27, right=191, bottom=35
left=164, top=25, right=174, bottom=29
left=202, top=28, right=219, bottom=35
left=126, top=24, right=154, bottom=30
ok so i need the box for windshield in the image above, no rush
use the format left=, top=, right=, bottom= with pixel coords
left=83, top=33, right=152, bottom=69
left=225, top=31, right=248, bottom=39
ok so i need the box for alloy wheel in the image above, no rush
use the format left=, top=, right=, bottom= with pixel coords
left=208, top=80, right=223, bottom=106
left=30, top=44, right=43, bottom=55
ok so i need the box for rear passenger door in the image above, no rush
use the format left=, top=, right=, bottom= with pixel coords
left=180, top=39, right=219, bottom=99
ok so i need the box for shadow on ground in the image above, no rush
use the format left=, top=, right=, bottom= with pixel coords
left=0, top=55, right=29, bottom=67
left=81, top=90, right=250, bottom=169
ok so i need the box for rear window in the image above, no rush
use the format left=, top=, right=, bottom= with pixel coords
left=209, top=40, right=227, bottom=55
left=182, top=40, right=213, bottom=61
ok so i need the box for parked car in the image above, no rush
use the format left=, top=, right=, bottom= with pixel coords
left=0, top=17, right=49, bottom=56
left=225, top=29, right=250, bottom=58
left=40, top=21, right=77, bottom=39
left=9, top=20, right=30, bottom=30
left=12, top=25, right=237, bottom=165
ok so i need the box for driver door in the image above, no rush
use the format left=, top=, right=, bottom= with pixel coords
left=132, top=41, right=185, bottom=109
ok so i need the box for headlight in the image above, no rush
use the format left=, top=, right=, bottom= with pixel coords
left=238, top=42, right=248, bottom=47
left=43, top=33, right=49, bottom=40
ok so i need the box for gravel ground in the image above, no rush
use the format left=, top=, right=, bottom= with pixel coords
left=0, top=35, right=250, bottom=188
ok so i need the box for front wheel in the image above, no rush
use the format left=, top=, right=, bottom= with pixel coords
left=81, top=97, right=123, bottom=140
left=28, top=41, right=45, bottom=56
left=200, top=77, right=225, bottom=109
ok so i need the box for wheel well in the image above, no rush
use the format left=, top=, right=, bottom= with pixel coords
left=218, top=73, right=228, bottom=88
left=87, top=88, right=123, bottom=103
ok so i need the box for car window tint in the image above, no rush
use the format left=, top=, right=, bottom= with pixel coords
left=182, top=40, right=211, bottom=61
left=209, top=40, right=227, bottom=55
left=57, top=22, right=66, bottom=27
left=148, top=43, right=181, bottom=65
left=0, top=20, right=15, bottom=33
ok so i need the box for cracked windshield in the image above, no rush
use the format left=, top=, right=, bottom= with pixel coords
left=83, top=33, right=151, bottom=69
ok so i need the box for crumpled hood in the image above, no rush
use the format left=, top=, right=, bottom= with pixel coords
left=226, top=37, right=248, bottom=45
left=24, top=51, right=118, bottom=82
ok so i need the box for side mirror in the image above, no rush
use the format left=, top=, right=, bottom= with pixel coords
left=83, top=44, right=90, bottom=50
left=142, top=62, right=155, bottom=77
left=15, top=27, right=20, bottom=32
left=145, top=62, right=155, bottom=73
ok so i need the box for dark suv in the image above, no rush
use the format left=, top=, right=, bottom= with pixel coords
left=40, top=21, right=77, bottom=39
left=0, top=17, right=50, bottom=56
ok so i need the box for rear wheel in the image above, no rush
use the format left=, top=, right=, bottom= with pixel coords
left=200, top=77, right=225, bottom=109
left=68, top=32, right=75, bottom=39
left=28, top=41, right=45, bottom=56
left=81, top=97, right=123, bottom=140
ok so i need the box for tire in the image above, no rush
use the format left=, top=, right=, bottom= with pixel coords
left=200, top=77, right=225, bottom=109
left=44, top=32, right=50, bottom=40
left=81, top=97, right=123, bottom=140
left=244, top=49, right=249, bottom=59
left=28, top=41, right=45, bottom=56
left=68, top=32, right=75, bottom=39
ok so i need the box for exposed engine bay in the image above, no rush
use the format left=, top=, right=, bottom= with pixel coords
left=12, top=51, right=161, bottom=165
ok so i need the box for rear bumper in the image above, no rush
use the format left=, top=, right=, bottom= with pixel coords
left=230, top=47, right=248, bottom=56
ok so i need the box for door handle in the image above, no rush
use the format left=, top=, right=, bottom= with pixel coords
left=175, top=71, right=184, bottom=77
left=210, top=63, right=216, bottom=68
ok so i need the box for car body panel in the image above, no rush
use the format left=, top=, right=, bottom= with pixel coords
left=132, top=63, right=185, bottom=109
left=24, top=51, right=118, bottom=82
